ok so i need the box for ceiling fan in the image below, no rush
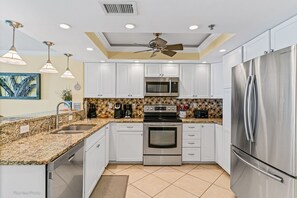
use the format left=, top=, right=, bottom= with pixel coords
left=134, top=33, right=183, bottom=58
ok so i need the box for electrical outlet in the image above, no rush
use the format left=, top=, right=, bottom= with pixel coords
left=193, top=103, right=197, bottom=108
left=20, top=125, right=29, bottom=134
left=108, top=102, right=113, bottom=109
left=69, top=115, right=73, bottom=121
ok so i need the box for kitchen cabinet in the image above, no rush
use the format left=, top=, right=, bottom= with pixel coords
left=116, top=63, right=144, bottom=98
left=105, top=124, right=110, bottom=167
left=223, top=47, right=242, bottom=89
left=201, top=124, right=215, bottom=161
left=211, top=63, right=224, bottom=98
left=84, top=63, right=116, bottom=98
left=222, top=127, right=231, bottom=174
left=243, top=31, right=270, bottom=62
left=109, top=123, right=117, bottom=161
left=223, top=88, right=232, bottom=130
left=222, top=88, right=231, bottom=174
left=182, top=124, right=201, bottom=162
left=271, top=15, right=297, bottom=51
left=215, top=124, right=223, bottom=166
left=145, top=63, right=179, bottom=77
left=179, top=64, right=210, bottom=98
left=84, top=129, right=106, bottom=198
left=116, top=123, right=143, bottom=162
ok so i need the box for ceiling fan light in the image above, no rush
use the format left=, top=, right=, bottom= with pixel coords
left=40, top=60, right=58, bottom=73
left=0, top=47, right=26, bottom=65
left=125, top=23, right=135, bottom=29
left=61, top=69, right=75, bottom=79
left=189, top=25, right=199, bottom=30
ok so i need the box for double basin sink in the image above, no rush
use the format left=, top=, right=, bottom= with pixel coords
left=53, top=124, right=96, bottom=134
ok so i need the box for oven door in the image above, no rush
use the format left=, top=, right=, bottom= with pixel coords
left=144, top=123, right=182, bottom=155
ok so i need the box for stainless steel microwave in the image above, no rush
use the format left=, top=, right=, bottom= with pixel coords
left=144, top=77, right=179, bottom=97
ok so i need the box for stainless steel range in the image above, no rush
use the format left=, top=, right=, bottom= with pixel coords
left=143, top=104, right=182, bottom=165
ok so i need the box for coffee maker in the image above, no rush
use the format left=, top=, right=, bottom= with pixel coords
left=124, top=104, right=132, bottom=118
left=114, top=103, right=123, bottom=119
left=87, top=103, right=97, bottom=118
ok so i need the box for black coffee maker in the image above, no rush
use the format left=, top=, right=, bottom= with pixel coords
left=114, top=103, right=123, bottom=119
left=87, top=103, right=97, bottom=118
left=124, top=104, right=132, bottom=118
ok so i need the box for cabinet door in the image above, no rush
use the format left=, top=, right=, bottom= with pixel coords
left=223, top=88, right=231, bottom=130
left=211, top=63, right=223, bottom=98
left=98, top=63, right=116, bottom=98
left=271, top=15, right=297, bottom=51
left=194, top=64, right=210, bottom=98
left=201, top=124, right=215, bottom=161
left=109, top=124, right=117, bottom=161
left=145, top=64, right=161, bottom=77
left=243, top=31, right=270, bottom=62
left=223, top=47, right=243, bottom=89
left=117, top=132, right=143, bottom=161
left=223, top=127, right=231, bottom=174
left=129, top=64, right=144, bottom=98
left=179, top=64, right=195, bottom=98
left=161, top=64, right=179, bottom=77
left=215, top=124, right=223, bottom=166
left=105, top=125, right=110, bottom=167
left=116, top=63, right=130, bottom=98
left=84, top=63, right=99, bottom=98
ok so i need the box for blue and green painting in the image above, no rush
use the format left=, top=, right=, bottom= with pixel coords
left=0, top=73, right=41, bottom=99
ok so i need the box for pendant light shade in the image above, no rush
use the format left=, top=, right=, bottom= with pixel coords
left=0, top=20, right=26, bottom=65
left=40, top=41, right=58, bottom=73
left=61, top=53, right=75, bottom=79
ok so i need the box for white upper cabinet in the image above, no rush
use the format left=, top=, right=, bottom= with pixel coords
left=271, top=15, right=297, bottom=51
left=243, top=31, right=270, bottom=62
left=116, top=63, right=144, bottom=98
left=84, top=63, right=116, bottom=98
left=223, top=47, right=243, bottom=89
left=145, top=64, right=179, bottom=77
left=211, top=63, right=223, bottom=98
left=179, top=64, right=210, bottom=98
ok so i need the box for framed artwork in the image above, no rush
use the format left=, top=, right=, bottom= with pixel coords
left=0, top=73, right=41, bottom=100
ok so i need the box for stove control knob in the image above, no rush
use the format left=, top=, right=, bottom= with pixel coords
left=150, top=107, right=153, bottom=110
left=171, top=107, right=175, bottom=110
left=167, top=107, right=171, bottom=110
left=146, top=107, right=149, bottom=110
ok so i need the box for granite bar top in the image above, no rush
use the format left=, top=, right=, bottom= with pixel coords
left=0, top=118, right=222, bottom=165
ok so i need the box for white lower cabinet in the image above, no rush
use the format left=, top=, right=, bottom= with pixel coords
left=215, top=124, right=224, bottom=166
left=109, top=124, right=117, bottom=161
left=105, top=124, right=110, bottom=167
left=201, top=124, right=215, bottom=161
left=182, top=148, right=201, bottom=161
left=84, top=128, right=106, bottom=198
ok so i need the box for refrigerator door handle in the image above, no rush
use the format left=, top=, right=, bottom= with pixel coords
left=232, top=149, right=284, bottom=183
left=247, top=75, right=257, bottom=142
left=244, top=76, right=252, bottom=141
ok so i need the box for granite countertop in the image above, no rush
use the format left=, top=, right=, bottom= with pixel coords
left=0, top=117, right=221, bottom=165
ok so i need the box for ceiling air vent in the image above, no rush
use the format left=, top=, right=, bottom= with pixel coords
left=100, top=2, right=137, bottom=15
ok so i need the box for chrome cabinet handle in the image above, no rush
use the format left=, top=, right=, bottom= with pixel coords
left=244, top=76, right=252, bottom=141
left=188, top=135, right=195, bottom=137
left=264, top=51, right=268, bottom=54
left=188, top=126, right=195, bottom=129
left=68, top=154, right=75, bottom=162
left=232, top=149, right=283, bottom=183
left=188, top=142, right=195, bottom=144
left=127, top=126, right=134, bottom=128
left=97, top=144, right=101, bottom=148
left=270, top=49, right=274, bottom=53
left=188, top=153, right=195, bottom=156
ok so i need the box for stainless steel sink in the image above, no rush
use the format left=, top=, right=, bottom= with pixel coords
left=53, top=124, right=96, bottom=134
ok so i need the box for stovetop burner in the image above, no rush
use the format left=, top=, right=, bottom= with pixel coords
left=143, top=104, right=182, bottom=123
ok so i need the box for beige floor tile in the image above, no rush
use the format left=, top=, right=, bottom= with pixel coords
left=134, top=165, right=162, bottom=173
left=171, top=165, right=197, bottom=173
left=125, top=185, right=151, bottom=198
left=133, top=174, right=170, bottom=197
left=154, top=185, right=198, bottom=198
left=214, top=172, right=231, bottom=190
left=199, top=164, right=223, bottom=171
left=116, top=166, right=149, bottom=184
left=106, top=164, right=133, bottom=173
left=174, top=174, right=211, bottom=197
left=102, top=169, right=114, bottom=175
left=153, top=167, right=185, bottom=183
left=188, top=166, right=223, bottom=183
left=201, top=185, right=236, bottom=198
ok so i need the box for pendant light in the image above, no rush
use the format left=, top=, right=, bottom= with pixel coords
left=61, top=53, right=75, bottom=79
left=0, top=20, right=26, bottom=65
left=40, top=41, right=58, bottom=73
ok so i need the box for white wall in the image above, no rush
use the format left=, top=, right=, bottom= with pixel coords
left=0, top=55, right=84, bottom=116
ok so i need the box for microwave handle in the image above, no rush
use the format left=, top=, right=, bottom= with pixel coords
left=169, top=79, right=172, bottom=94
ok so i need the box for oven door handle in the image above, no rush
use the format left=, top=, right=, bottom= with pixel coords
left=169, top=79, right=172, bottom=94
left=144, top=122, right=182, bottom=126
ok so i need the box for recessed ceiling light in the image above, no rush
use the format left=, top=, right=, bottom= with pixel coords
left=202, top=61, right=207, bottom=64
left=59, top=23, right=71, bottom=29
left=219, top=49, right=226, bottom=52
left=100, top=60, right=105, bottom=63
left=86, top=47, right=94, bottom=51
left=125, top=23, right=135, bottom=29
left=189, top=25, right=199, bottom=30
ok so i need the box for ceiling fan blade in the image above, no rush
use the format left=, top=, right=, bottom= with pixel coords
left=155, top=37, right=167, bottom=47
left=161, top=50, right=177, bottom=57
left=134, top=49, right=153, bottom=53
left=165, top=44, right=183, bottom=51
left=150, top=51, right=158, bottom=58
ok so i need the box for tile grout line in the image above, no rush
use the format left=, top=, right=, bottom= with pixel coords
left=171, top=183, right=201, bottom=198
left=198, top=171, right=225, bottom=198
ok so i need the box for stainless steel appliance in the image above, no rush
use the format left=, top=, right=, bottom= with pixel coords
left=231, top=45, right=297, bottom=198
left=143, top=104, right=182, bottom=165
left=144, top=77, right=179, bottom=97
left=47, top=142, right=84, bottom=198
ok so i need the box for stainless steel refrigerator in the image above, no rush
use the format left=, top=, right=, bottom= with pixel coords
left=231, top=45, right=297, bottom=198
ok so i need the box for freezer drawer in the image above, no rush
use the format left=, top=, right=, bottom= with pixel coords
left=231, top=146, right=296, bottom=198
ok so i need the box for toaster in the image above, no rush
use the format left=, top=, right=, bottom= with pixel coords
left=194, top=110, right=208, bottom=118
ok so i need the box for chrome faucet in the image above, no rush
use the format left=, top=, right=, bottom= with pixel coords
left=56, top=102, right=71, bottom=129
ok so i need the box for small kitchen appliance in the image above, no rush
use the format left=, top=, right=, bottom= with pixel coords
left=194, top=110, right=208, bottom=118
left=123, top=104, right=132, bottom=118
left=114, top=103, right=123, bottom=119
left=87, top=103, right=97, bottom=118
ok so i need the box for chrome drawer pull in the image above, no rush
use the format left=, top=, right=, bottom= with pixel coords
left=188, top=135, right=195, bottom=137
left=188, top=127, right=195, bottom=129
left=97, top=144, right=101, bottom=148
left=127, top=126, right=134, bottom=128
left=188, top=142, right=195, bottom=144
left=188, top=153, right=195, bottom=156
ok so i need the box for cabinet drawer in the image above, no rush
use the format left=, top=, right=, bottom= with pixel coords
left=117, top=123, right=143, bottom=132
left=183, top=140, right=200, bottom=148
left=183, top=131, right=201, bottom=140
left=182, top=148, right=201, bottom=161
left=183, top=124, right=200, bottom=132
left=85, top=128, right=105, bottom=151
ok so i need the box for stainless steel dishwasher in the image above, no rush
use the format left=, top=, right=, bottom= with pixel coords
left=47, top=141, right=84, bottom=198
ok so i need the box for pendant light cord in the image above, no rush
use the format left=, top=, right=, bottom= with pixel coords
left=67, top=55, right=69, bottom=69
left=48, top=44, right=50, bottom=62
left=12, top=26, right=16, bottom=47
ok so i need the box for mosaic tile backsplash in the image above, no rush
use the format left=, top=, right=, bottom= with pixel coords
left=85, top=97, right=223, bottom=118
